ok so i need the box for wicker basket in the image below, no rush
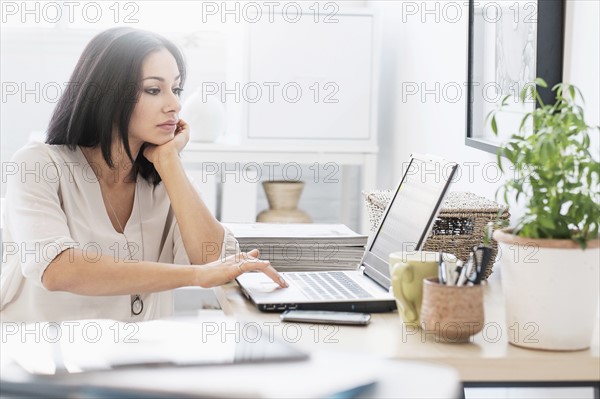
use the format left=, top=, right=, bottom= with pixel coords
left=363, top=191, right=510, bottom=279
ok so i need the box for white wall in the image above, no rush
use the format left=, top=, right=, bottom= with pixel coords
left=371, top=1, right=498, bottom=199
left=564, top=0, right=600, bottom=156
left=372, top=0, right=599, bottom=216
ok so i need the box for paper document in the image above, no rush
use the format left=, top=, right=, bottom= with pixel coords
left=224, top=222, right=368, bottom=242
left=224, top=223, right=369, bottom=272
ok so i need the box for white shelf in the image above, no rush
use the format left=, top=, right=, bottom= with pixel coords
left=184, top=141, right=378, bottom=155
left=181, top=143, right=378, bottom=233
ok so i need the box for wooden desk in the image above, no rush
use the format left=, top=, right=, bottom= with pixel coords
left=215, top=273, right=600, bottom=393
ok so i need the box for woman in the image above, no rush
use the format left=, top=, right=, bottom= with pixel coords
left=0, top=27, right=287, bottom=323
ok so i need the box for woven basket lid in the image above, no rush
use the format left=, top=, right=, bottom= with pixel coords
left=362, top=190, right=506, bottom=212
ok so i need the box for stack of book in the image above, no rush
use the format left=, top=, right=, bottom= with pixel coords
left=223, top=223, right=368, bottom=272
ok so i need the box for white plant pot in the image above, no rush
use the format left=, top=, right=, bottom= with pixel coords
left=494, top=230, right=600, bottom=351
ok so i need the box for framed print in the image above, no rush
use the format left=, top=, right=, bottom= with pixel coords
left=465, top=0, right=565, bottom=154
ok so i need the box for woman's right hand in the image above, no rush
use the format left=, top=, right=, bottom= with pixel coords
left=143, top=118, right=190, bottom=166
left=193, top=249, right=288, bottom=289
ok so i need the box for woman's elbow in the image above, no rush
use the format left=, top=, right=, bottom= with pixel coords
left=41, top=263, right=63, bottom=291
left=41, top=249, right=75, bottom=292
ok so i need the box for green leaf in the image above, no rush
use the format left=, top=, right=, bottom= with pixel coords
left=520, top=84, right=531, bottom=103
left=489, top=79, right=598, bottom=246
left=583, top=133, right=590, bottom=149
left=569, top=85, right=576, bottom=100
left=519, top=113, right=532, bottom=133
left=497, top=151, right=504, bottom=173
left=575, top=86, right=586, bottom=103
left=535, top=77, right=548, bottom=88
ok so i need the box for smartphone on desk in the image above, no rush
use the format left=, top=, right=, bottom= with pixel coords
left=280, top=310, right=371, bottom=326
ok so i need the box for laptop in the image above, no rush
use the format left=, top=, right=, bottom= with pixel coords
left=236, top=154, right=458, bottom=312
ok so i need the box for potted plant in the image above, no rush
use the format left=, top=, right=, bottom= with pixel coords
left=489, top=78, right=600, bottom=351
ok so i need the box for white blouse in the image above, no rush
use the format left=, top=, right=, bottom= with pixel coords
left=0, top=141, right=237, bottom=323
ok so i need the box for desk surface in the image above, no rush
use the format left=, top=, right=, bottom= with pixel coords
left=2, top=352, right=459, bottom=398
left=215, top=273, right=600, bottom=383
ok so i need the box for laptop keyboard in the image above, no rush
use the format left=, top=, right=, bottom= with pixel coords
left=286, top=272, right=374, bottom=301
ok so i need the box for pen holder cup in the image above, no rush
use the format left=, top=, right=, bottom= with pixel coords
left=420, top=278, right=484, bottom=343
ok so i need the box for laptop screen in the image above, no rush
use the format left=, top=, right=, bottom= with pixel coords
left=361, top=155, right=457, bottom=289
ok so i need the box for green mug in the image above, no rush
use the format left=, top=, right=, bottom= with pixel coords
left=389, top=251, right=457, bottom=325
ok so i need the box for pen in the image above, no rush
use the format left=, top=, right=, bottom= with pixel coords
left=472, top=243, right=493, bottom=285
left=445, top=260, right=456, bottom=286
left=464, top=251, right=475, bottom=285
left=454, top=260, right=464, bottom=285
left=438, top=252, right=445, bottom=284
left=468, top=222, right=494, bottom=285
left=456, top=262, right=468, bottom=286
left=441, top=261, right=448, bottom=285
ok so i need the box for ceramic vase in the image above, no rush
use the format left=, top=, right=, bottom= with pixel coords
left=257, top=181, right=311, bottom=223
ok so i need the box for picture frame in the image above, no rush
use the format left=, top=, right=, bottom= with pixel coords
left=465, top=0, right=565, bottom=154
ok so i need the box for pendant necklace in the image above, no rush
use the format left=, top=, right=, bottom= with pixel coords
left=103, top=181, right=145, bottom=316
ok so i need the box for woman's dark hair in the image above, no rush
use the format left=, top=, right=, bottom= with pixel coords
left=46, top=27, right=186, bottom=185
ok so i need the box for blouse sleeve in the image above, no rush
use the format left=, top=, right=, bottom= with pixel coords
left=4, top=143, right=79, bottom=288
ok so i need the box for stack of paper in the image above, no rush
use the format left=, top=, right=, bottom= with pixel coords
left=223, top=223, right=368, bottom=272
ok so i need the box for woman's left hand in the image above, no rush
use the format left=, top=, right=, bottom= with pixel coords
left=143, top=118, right=190, bottom=164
